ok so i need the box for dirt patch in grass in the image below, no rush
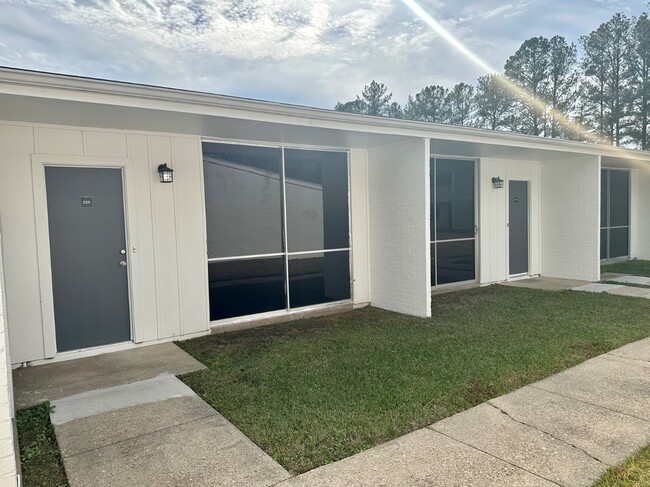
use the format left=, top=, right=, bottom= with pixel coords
left=179, top=285, right=650, bottom=475
left=17, top=402, right=68, bottom=487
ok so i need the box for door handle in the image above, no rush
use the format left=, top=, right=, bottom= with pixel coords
left=119, top=260, right=127, bottom=268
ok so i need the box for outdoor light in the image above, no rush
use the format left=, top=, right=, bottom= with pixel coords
left=157, top=163, right=174, bottom=183
left=492, top=176, right=504, bottom=189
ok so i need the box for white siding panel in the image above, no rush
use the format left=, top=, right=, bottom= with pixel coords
left=0, top=125, right=45, bottom=363
left=349, top=149, right=370, bottom=304
left=0, top=230, right=18, bottom=484
left=478, top=158, right=541, bottom=284
left=127, top=134, right=158, bottom=342
left=172, top=137, right=209, bottom=335
left=632, top=167, right=650, bottom=259
left=368, top=138, right=430, bottom=318
left=148, top=136, right=182, bottom=339
left=540, top=156, right=600, bottom=281
left=35, top=127, right=83, bottom=155
left=84, top=131, right=127, bottom=157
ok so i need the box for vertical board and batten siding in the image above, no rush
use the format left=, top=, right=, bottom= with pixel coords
left=0, top=123, right=209, bottom=364
left=0, top=229, right=18, bottom=484
left=631, top=167, right=650, bottom=260
left=540, top=156, right=601, bottom=282
left=0, top=125, right=45, bottom=362
left=367, top=138, right=431, bottom=318
left=478, top=158, right=541, bottom=283
left=349, top=149, right=371, bottom=305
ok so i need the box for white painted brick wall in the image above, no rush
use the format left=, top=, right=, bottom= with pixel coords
left=0, top=227, right=18, bottom=485
left=540, top=157, right=600, bottom=282
left=632, top=167, right=650, bottom=260
left=367, top=138, right=431, bottom=318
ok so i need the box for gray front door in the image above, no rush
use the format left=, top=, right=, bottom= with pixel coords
left=45, top=167, right=131, bottom=352
left=509, top=181, right=529, bottom=275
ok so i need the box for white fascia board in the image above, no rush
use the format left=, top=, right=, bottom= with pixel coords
left=1, top=68, right=650, bottom=163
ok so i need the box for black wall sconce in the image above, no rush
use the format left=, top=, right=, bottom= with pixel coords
left=492, top=176, right=504, bottom=189
left=157, top=163, right=174, bottom=183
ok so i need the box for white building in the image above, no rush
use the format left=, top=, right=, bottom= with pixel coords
left=0, top=67, right=649, bottom=484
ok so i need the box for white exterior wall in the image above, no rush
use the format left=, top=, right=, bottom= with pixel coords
left=367, top=138, right=431, bottom=317
left=540, top=156, right=601, bottom=281
left=478, top=158, right=541, bottom=284
left=349, top=149, right=371, bottom=305
left=631, top=167, right=650, bottom=260
left=0, top=227, right=18, bottom=484
left=0, top=122, right=210, bottom=364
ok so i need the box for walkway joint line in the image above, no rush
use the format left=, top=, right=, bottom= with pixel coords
left=485, top=401, right=608, bottom=466
left=527, top=384, right=650, bottom=424
left=427, top=427, right=564, bottom=487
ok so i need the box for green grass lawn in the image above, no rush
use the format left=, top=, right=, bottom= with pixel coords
left=602, top=259, right=650, bottom=277
left=592, top=444, right=650, bottom=486
left=178, top=285, right=650, bottom=474
left=17, top=402, right=68, bottom=487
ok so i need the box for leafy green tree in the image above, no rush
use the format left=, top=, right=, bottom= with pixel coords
left=547, top=36, right=579, bottom=138
left=580, top=13, right=633, bottom=146
left=504, top=36, right=551, bottom=135
left=445, top=83, right=475, bottom=126
left=387, top=102, right=404, bottom=119
left=474, top=74, right=515, bottom=130
left=627, top=13, right=650, bottom=149
left=334, top=81, right=394, bottom=116
left=404, top=85, right=450, bottom=123
left=334, top=99, right=365, bottom=114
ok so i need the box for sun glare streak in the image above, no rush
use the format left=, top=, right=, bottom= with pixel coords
left=399, top=0, right=612, bottom=146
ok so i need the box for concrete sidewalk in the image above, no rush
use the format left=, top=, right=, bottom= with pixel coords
left=280, top=337, right=650, bottom=487
left=51, top=374, right=290, bottom=487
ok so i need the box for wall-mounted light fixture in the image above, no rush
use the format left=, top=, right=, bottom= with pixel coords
left=157, top=163, right=174, bottom=183
left=491, top=176, right=504, bottom=189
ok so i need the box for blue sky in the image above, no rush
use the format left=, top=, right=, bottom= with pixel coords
left=0, top=0, right=646, bottom=108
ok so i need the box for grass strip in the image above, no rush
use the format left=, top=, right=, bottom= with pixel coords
left=17, top=402, right=68, bottom=487
left=178, top=285, right=650, bottom=474
left=592, top=444, right=650, bottom=486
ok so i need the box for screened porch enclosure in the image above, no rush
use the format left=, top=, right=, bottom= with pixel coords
left=601, top=168, right=630, bottom=261
left=430, top=158, right=477, bottom=286
left=203, top=142, right=351, bottom=322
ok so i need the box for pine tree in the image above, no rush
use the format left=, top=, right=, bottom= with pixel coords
left=474, top=74, right=515, bottom=130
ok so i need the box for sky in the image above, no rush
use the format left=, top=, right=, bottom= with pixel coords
left=0, top=0, right=647, bottom=109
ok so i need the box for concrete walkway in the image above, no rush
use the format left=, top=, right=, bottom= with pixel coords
left=279, top=337, right=650, bottom=487
left=50, top=373, right=290, bottom=487
left=572, top=274, right=650, bottom=298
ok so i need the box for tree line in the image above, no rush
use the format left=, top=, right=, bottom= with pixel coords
left=335, top=6, right=650, bottom=150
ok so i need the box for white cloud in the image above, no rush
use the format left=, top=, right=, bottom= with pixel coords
left=0, top=0, right=647, bottom=108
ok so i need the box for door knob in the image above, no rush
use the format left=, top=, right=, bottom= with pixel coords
left=120, top=249, right=126, bottom=255
left=119, top=260, right=127, bottom=267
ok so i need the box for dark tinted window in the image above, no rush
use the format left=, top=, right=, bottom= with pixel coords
left=609, top=170, right=629, bottom=227
left=610, top=228, right=629, bottom=259
left=203, top=143, right=283, bottom=258
left=600, top=229, right=607, bottom=260
left=436, top=241, right=475, bottom=285
left=285, top=149, right=349, bottom=252
left=435, top=159, right=475, bottom=241
left=208, top=258, right=285, bottom=320
left=289, top=251, right=350, bottom=308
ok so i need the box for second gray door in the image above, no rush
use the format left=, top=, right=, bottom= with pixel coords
left=509, top=181, right=529, bottom=276
left=45, top=166, right=131, bottom=352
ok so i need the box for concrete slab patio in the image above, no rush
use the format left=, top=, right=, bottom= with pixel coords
left=500, top=277, right=591, bottom=291
left=13, top=342, right=206, bottom=409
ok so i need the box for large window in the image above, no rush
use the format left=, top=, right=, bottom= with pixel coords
left=430, top=158, right=476, bottom=286
left=601, top=168, right=630, bottom=260
left=203, top=142, right=351, bottom=321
